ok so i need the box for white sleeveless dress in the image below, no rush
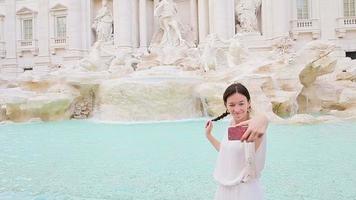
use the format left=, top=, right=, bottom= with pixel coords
left=213, top=128, right=267, bottom=200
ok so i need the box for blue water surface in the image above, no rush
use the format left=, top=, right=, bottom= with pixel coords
left=0, top=120, right=355, bottom=200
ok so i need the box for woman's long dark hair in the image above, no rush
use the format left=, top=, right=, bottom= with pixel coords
left=211, top=83, right=251, bottom=121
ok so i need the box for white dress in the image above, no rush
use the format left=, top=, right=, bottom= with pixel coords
left=213, top=128, right=267, bottom=200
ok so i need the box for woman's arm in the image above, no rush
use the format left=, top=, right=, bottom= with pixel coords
left=205, top=121, right=220, bottom=151
left=206, top=133, right=220, bottom=152
left=236, top=112, right=269, bottom=143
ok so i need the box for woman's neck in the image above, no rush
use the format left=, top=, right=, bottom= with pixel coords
left=232, top=115, right=250, bottom=125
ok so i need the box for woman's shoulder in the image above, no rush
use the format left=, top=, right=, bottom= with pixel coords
left=229, top=118, right=234, bottom=126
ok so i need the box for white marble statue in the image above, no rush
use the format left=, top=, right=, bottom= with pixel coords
left=228, top=35, right=248, bottom=66
left=78, top=42, right=105, bottom=71
left=151, top=0, right=184, bottom=47
left=109, top=50, right=142, bottom=75
left=92, top=0, right=113, bottom=42
left=199, top=34, right=230, bottom=72
left=235, top=0, right=261, bottom=33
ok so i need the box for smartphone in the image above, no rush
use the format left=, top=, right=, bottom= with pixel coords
left=228, top=126, right=248, bottom=140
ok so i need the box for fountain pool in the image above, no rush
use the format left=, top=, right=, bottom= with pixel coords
left=0, top=120, right=355, bottom=200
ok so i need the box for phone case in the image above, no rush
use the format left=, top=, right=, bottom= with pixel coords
left=228, top=126, right=248, bottom=140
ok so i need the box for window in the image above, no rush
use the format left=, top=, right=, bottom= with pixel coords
left=344, top=0, right=356, bottom=17
left=297, top=0, right=309, bottom=19
left=49, top=4, right=68, bottom=53
left=55, top=16, right=66, bottom=38
left=346, top=51, right=356, bottom=59
left=16, top=7, right=38, bottom=56
left=22, top=18, right=33, bottom=40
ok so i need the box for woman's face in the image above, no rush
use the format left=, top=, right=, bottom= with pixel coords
left=226, top=92, right=250, bottom=123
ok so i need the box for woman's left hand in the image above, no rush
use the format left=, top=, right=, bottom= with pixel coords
left=235, top=114, right=269, bottom=142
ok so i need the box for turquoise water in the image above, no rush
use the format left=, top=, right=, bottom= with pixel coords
left=0, top=120, right=355, bottom=200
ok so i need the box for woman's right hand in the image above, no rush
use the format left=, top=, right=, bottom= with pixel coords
left=205, top=120, right=213, bottom=136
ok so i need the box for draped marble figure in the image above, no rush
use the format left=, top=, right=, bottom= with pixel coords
left=151, top=0, right=184, bottom=47
left=92, top=0, right=113, bottom=42
left=235, top=0, right=262, bottom=33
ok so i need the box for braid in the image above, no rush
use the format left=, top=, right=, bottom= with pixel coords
left=211, top=110, right=229, bottom=121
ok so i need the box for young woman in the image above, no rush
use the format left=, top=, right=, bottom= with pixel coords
left=205, top=83, right=268, bottom=200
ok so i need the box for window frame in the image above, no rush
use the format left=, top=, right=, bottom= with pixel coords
left=54, top=15, right=67, bottom=38
left=344, top=0, right=356, bottom=17
left=297, top=0, right=310, bottom=20
left=16, top=7, right=37, bottom=42
left=49, top=4, right=68, bottom=54
left=21, top=18, right=33, bottom=40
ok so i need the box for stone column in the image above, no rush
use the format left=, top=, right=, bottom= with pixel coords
left=208, top=0, right=233, bottom=39
left=190, top=0, right=198, bottom=45
left=132, top=0, right=139, bottom=48
left=272, top=0, right=291, bottom=36
left=153, top=0, right=160, bottom=34
left=262, top=0, right=273, bottom=37
left=4, top=0, right=16, bottom=59
left=64, top=0, right=82, bottom=60
left=139, top=0, right=147, bottom=48
left=0, top=15, right=4, bottom=41
left=291, top=0, right=297, bottom=19
left=337, top=0, right=343, bottom=18
left=208, top=0, right=214, bottom=34
left=198, top=0, right=209, bottom=43
left=226, top=0, right=235, bottom=38
left=211, top=0, right=228, bottom=39
left=114, top=0, right=132, bottom=49
left=35, top=0, right=50, bottom=68
left=81, top=0, right=92, bottom=49
left=311, top=0, right=320, bottom=19
left=113, top=0, right=119, bottom=47
left=318, top=0, right=334, bottom=40
left=3, top=0, right=18, bottom=76
left=311, top=0, right=322, bottom=40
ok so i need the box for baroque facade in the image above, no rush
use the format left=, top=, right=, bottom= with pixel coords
left=0, top=0, right=356, bottom=77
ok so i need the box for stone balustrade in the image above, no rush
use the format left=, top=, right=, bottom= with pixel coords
left=52, top=37, right=66, bottom=45
left=290, top=19, right=321, bottom=40
left=336, top=16, right=356, bottom=38
left=16, top=39, right=38, bottom=56
left=50, top=37, right=67, bottom=54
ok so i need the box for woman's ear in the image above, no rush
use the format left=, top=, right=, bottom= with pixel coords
left=247, top=101, right=252, bottom=113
